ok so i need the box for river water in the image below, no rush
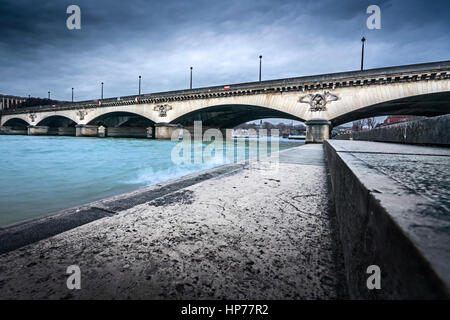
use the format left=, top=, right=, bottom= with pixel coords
left=0, top=135, right=303, bottom=226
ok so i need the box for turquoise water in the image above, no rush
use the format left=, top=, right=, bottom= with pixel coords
left=0, top=135, right=303, bottom=226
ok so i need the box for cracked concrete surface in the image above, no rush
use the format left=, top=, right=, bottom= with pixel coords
left=0, top=144, right=347, bottom=299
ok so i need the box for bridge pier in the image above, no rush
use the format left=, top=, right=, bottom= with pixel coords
left=48, top=127, right=76, bottom=136
left=103, top=127, right=153, bottom=138
left=154, top=123, right=182, bottom=139
left=27, top=126, right=76, bottom=136
left=0, top=126, right=27, bottom=135
left=27, top=126, right=50, bottom=136
left=98, top=126, right=106, bottom=138
left=75, top=125, right=99, bottom=137
left=183, top=126, right=229, bottom=139
left=305, top=119, right=331, bottom=144
left=146, top=126, right=154, bottom=138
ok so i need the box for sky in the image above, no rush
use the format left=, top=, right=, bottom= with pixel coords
left=1, top=0, right=449, bottom=110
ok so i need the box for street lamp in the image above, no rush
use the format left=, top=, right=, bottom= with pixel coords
left=259, top=55, right=262, bottom=82
left=48, top=91, right=50, bottom=100
left=190, top=67, right=193, bottom=89
left=138, top=76, right=141, bottom=96
left=101, top=82, right=104, bottom=100
left=361, top=37, right=366, bottom=71
left=71, top=88, right=74, bottom=102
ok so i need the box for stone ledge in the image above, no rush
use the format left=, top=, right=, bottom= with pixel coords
left=324, top=139, right=450, bottom=299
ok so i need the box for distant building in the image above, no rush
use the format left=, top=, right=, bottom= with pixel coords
left=0, top=94, right=64, bottom=110
left=384, top=116, right=409, bottom=125
left=0, top=94, right=27, bottom=110
left=352, top=121, right=363, bottom=132
left=332, top=125, right=352, bottom=137
left=334, top=126, right=352, bottom=135
left=383, top=115, right=425, bottom=125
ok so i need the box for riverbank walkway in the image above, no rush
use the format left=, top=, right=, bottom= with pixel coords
left=0, top=144, right=348, bottom=299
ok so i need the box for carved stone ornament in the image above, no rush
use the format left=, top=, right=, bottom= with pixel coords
left=298, top=91, right=339, bottom=112
left=28, top=113, right=37, bottom=123
left=154, top=104, right=172, bottom=117
left=77, top=110, right=88, bottom=120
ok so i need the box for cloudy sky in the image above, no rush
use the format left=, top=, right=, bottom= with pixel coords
left=1, top=0, right=449, bottom=103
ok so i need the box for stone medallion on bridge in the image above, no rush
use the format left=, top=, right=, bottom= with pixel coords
left=299, top=91, right=339, bottom=112
left=77, top=110, right=88, bottom=120
left=154, top=104, right=172, bottom=117
left=28, top=112, right=37, bottom=123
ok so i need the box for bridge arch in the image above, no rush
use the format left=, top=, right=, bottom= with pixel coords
left=86, top=111, right=156, bottom=127
left=169, top=104, right=305, bottom=128
left=37, top=115, right=78, bottom=127
left=86, top=111, right=156, bottom=138
left=82, top=105, right=160, bottom=125
left=162, top=91, right=310, bottom=125
left=327, top=80, right=450, bottom=126
left=3, top=117, right=30, bottom=128
left=331, top=92, right=450, bottom=126
left=1, top=113, right=31, bottom=126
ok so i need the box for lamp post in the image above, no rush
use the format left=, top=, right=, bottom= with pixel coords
left=48, top=91, right=50, bottom=100
left=259, top=55, right=262, bottom=82
left=71, top=88, right=74, bottom=102
left=190, top=67, right=193, bottom=89
left=361, top=37, right=366, bottom=71
left=138, top=76, right=141, bottom=96
left=101, top=82, right=104, bottom=101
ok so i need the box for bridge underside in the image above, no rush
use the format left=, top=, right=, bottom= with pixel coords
left=170, top=105, right=303, bottom=128
left=85, top=112, right=155, bottom=138
left=3, top=118, right=29, bottom=129
left=1, top=118, right=29, bottom=135
left=38, top=116, right=77, bottom=128
left=32, top=116, right=78, bottom=136
left=88, top=112, right=154, bottom=128
left=331, top=92, right=450, bottom=127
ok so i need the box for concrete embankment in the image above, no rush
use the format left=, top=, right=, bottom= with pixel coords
left=336, top=114, right=450, bottom=146
left=324, top=140, right=450, bottom=299
left=0, top=145, right=347, bottom=299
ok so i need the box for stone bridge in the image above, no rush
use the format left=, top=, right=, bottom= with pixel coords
left=1, top=60, right=449, bottom=142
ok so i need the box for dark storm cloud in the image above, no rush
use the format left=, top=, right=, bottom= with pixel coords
left=0, top=0, right=449, bottom=101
